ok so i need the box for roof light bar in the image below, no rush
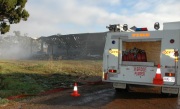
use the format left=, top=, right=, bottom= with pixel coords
left=135, top=28, right=148, bottom=31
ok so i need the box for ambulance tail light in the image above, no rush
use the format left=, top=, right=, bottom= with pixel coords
left=108, top=69, right=117, bottom=73
left=135, top=28, right=148, bottom=31
left=165, top=72, right=175, bottom=77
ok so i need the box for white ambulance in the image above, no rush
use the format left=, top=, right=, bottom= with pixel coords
left=102, top=21, right=180, bottom=96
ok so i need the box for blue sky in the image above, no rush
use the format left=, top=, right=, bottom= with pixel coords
left=4, top=0, right=180, bottom=38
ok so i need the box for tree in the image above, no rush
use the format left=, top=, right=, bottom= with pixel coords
left=0, top=0, right=29, bottom=34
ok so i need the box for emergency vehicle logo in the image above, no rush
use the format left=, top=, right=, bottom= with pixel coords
left=109, top=49, right=120, bottom=57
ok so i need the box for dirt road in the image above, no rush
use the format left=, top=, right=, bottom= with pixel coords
left=2, top=83, right=180, bottom=109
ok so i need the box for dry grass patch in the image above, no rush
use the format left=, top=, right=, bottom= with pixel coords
left=0, top=60, right=102, bottom=101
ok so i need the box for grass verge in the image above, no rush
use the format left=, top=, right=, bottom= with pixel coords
left=0, top=60, right=102, bottom=104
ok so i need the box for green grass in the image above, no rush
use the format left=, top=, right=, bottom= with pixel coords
left=0, top=98, right=9, bottom=105
left=0, top=60, right=102, bottom=101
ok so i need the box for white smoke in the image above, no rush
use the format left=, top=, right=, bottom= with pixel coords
left=0, top=32, right=40, bottom=60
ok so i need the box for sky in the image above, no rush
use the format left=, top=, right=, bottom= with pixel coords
left=3, top=0, right=180, bottom=38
